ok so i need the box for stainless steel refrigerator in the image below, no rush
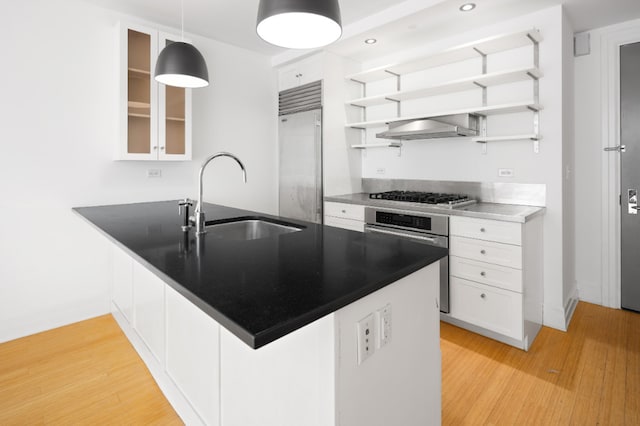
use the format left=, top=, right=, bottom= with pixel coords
left=278, top=108, right=323, bottom=223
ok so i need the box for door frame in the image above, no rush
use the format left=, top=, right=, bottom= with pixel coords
left=600, top=25, right=640, bottom=309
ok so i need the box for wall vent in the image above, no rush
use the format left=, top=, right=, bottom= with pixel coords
left=278, top=80, right=322, bottom=116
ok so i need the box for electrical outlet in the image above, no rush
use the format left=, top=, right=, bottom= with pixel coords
left=357, top=313, right=376, bottom=365
left=376, top=167, right=386, bottom=175
left=377, top=304, right=392, bottom=348
left=498, top=168, right=514, bottom=178
left=147, top=169, right=162, bottom=178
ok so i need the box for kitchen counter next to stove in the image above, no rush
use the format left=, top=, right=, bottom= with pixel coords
left=325, top=193, right=545, bottom=223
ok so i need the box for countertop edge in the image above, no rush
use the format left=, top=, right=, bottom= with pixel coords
left=324, top=194, right=545, bottom=223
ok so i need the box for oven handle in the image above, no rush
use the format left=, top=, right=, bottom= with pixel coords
left=364, top=225, right=437, bottom=244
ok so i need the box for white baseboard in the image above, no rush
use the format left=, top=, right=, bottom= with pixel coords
left=576, top=280, right=602, bottom=305
left=0, top=298, right=109, bottom=344
left=564, top=289, right=579, bottom=329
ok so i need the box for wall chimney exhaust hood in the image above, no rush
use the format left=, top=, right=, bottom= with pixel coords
left=376, top=113, right=479, bottom=140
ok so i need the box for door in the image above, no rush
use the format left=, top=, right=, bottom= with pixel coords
left=620, top=42, right=640, bottom=312
left=278, top=109, right=322, bottom=223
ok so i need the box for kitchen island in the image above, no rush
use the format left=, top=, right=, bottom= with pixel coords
left=74, top=201, right=447, bottom=426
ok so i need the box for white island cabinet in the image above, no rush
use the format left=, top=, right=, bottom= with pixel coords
left=109, top=243, right=441, bottom=426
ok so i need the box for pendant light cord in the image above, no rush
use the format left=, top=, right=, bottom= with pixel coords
left=181, top=0, right=184, bottom=42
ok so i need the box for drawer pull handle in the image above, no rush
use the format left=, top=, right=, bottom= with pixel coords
left=480, top=249, right=486, bottom=255
left=480, top=271, right=486, bottom=277
left=480, top=293, right=486, bottom=299
left=480, top=227, right=486, bottom=232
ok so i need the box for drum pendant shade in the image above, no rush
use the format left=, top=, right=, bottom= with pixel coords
left=257, top=0, right=342, bottom=49
left=155, top=41, right=209, bottom=88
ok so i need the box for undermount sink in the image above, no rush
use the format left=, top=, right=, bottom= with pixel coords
left=205, top=217, right=303, bottom=241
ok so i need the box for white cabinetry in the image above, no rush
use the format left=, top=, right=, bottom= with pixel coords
left=117, top=22, right=192, bottom=161
left=324, top=201, right=365, bottom=232
left=278, top=54, right=323, bottom=91
left=107, top=241, right=441, bottom=425
left=345, top=29, right=543, bottom=152
left=166, top=286, right=220, bottom=426
left=444, top=215, right=543, bottom=350
left=132, top=260, right=165, bottom=364
left=111, top=244, right=133, bottom=323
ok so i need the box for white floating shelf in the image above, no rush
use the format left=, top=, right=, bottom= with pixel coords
left=347, top=67, right=542, bottom=108
left=351, top=142, right=402, bottom=149
left=346, top=101, right=543, bottom=129
left=472, top=134, right=541, bottom=143
left=346, top=29, right=542, bottom=84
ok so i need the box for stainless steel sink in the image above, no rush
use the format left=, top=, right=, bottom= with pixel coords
left=206, top=217, right=302, bottom=241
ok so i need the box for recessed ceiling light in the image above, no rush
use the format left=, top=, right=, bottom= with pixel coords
left=459, top=3, right=476, bottom=12
left=364, top=38, right=377, bottom=45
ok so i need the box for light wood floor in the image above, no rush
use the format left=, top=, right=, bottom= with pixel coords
left=0, top=302, right=638, bottom=425
left=442, top=301, right=640, bottom=425
left=0, top=314, right=182, bottom=425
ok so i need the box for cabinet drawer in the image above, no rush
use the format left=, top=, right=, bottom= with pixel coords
left=450, top=236, right=522, bottom=269
left=324, top=202, right=365, bottom=221
left=450, top=216, right=521, bottom=245
left=450, top=255, right=522, bottom=293
left=450, top=277, right=523, bottom=340
left=324, top=216, right=364, bottom=232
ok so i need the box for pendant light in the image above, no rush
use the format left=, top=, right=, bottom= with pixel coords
left=256, top=0, right=342, bottom=49
left=155, top=0, right=209, bottom=88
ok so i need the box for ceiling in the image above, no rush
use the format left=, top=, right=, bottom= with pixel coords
left=84, top=0, right=640, bottom=60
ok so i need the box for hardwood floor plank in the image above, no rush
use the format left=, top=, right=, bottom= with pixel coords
left=442, top=302, right=640, bottom=425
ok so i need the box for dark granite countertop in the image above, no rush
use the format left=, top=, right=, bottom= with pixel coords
left=74, top=201, right=446, bottom=349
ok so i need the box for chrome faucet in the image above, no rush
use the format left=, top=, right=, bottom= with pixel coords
left=192, top=152, right=247, bottom=235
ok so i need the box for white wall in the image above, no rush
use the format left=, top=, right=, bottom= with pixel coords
left=0, top=0, right=277, bottom=342
left=574, top=18, right=640, bottom=306
left=322, top=52, right=363, bottom=196
left=562, top=9, right=577, bottom=321
left=351, top=6, right=573, bottom=330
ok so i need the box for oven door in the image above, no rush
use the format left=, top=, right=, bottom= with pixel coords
left=364, top=224, right=449, bottom=313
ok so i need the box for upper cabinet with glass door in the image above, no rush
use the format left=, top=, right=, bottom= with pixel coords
left=117, top=22, right=192, bottom=161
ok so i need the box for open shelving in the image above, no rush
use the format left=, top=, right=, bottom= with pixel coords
left=346, top=29, right=542, bottom=84
left=347, top=67, right=542, bottom=108
left=347, top=101, right=542, bottom=129
left=345, top=28, right=543, bottom=153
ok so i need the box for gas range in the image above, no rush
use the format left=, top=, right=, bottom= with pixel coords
left=368, top=190, right=476, bottom=209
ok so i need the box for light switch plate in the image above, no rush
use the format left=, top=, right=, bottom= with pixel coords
left=377, top=304, right=392, bottom=348
left=147, top=169, right=162, bottom=178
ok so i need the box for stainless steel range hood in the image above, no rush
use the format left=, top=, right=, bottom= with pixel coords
left=376, top=113, right=479, bottom=140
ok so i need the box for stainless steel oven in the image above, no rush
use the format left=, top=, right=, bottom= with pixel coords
left=364, top=207, right=450, bottom=313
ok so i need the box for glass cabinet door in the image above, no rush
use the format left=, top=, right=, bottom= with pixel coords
left=127, top=29, right=151, bottom=154
left=118, top=23, right=190, bottom=161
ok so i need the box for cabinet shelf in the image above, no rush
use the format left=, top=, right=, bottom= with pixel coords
left=128, top=101, right=151, bottom=109
left=129, top=113, right=151, bottom=119
left=166, top=116, right=185, bottom=122
left=347, top=67, right=542, bottom=108
left=346, top=101, right=542, bottom=129
left=346, top=29, right=542, bottom=83
left=351, top=142, right=402, bottom=149
left=128, top=67, right=151, bottom=76
left=472, top=134, right=540, bottom=143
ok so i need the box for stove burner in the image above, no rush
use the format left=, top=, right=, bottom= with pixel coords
left=369, top=191, right=475, bottom=207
